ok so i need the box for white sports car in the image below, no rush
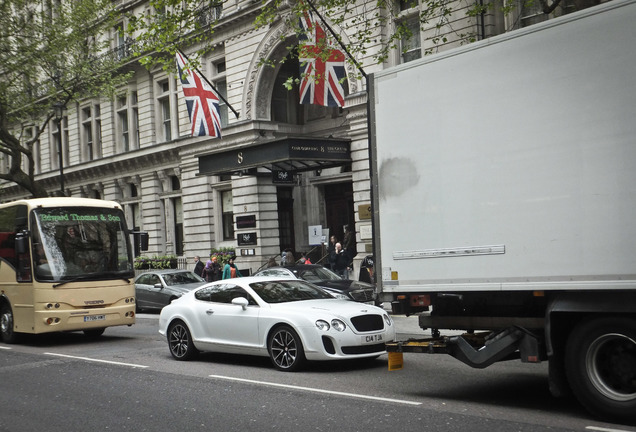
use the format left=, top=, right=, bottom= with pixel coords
left=158, top=276, right=395, bottom=371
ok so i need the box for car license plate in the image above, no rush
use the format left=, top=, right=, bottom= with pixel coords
left=361, top=334, right=383, bottom=344
left=84, top=314, right=105, bottom=322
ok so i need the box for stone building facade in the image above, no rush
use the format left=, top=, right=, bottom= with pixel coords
left=2, top=0, right=573, bottom=275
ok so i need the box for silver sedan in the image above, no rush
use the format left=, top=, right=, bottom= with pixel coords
left=134, top=269, right=206, bottom=312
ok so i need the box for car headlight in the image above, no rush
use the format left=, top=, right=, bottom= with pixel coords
left=383, top=314, right=393, bottom=326
left=331, top=319, right=346, bottom=332
left=315, top=320, right=330, bottom=331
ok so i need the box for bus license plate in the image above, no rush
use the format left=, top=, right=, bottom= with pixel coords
left=84, top=315, right=105, bottom=322
left=361, top=334, right=383, bottom=344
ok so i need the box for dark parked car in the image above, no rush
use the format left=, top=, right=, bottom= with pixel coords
left=253, top=265, right=375, bottom=304
left=134, top=269, right=206, bottom=311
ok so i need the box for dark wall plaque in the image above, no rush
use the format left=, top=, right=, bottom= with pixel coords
left=236, top=215, right=256, bottom=229
left=237, top=232, right=257, bottom=246
left=273, top=170, right=293, bottom=184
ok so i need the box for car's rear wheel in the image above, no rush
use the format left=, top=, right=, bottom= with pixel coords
left=168, top=320, right=198, bottom=360
left=268, top=325, right=305, bottom=372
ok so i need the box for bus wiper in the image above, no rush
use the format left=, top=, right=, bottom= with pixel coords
left=53, top=272, right=132, bottom=288
left=53, top=274, right=97, bottom=288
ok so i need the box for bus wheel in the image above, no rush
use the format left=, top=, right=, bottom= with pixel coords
left=83, top=328, right=105, bottom=338
left=0, top=303, right=20, bottom=344
left=565, top=317, right=636, bottom=422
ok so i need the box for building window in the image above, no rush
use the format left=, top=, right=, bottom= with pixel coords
left=132, top=91, right=140, bottom=148
left=81, top=104, right=101, bottom=161
left=272, top=58, right=300, bottom=124
left=400, top=15, right=421, bottom=63
left=114, top=22, right=129, bottom=60
left=271, top=53, right=345, bottom=124
left=221, top=190, right=234, bottom=241
left=173, top=197, right=183, bottom=256
left=83, top=107, right=93, bottom=160
left=51, top=115, right=68, bottom=170
left=211, top=59, right=228, bottom=127
left=157, top=79, right=178, bottom=142
left=117, top=95, right=129, bottom=152
left=95, top=105, right=102, bottom=157
left=519, top=0, right=548, bottom=28
left=198, top=1, right=223, bottom=26
left=116, top=91, right=140, bottom=152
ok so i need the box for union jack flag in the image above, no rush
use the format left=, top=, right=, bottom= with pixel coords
left=298, top=10, right=346, bottom=107
left=175, top=51, right=222, bottom=137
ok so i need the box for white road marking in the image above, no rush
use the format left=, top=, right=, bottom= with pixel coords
left=44, top=352, right=148, bottom=368
left=209, top=374, right=422, bottom=406
left=586, top=427, right=635, bottom=432
left=0, top=346, right=12, bottom=350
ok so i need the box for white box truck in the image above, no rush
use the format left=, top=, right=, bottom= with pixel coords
left=370, top=0, right=636, bottom=421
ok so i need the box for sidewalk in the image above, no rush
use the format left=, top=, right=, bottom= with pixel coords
left=391, top=314, right=429, bottom=339
left=390, top=313, right=466, bottom=339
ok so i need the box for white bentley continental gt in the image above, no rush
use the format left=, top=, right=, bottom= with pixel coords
left=158, top=276, right=395, bottom=371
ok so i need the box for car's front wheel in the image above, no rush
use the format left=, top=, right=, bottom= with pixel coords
left=268, top=325, right=305, bottom=372
left=167, top=320, right=199, bottom=361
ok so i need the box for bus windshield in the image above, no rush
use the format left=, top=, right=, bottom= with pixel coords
left=31, top=207, right=133, bottom=281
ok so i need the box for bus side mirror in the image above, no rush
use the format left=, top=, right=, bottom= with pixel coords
left=15, top=232, right=29, bottom=254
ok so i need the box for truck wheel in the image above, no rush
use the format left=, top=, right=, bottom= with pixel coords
left=565, top=317, right=636, bottom=421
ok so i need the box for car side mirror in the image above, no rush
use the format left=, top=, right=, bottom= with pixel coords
left=231, top=297, right=249, bottom=310
left=154, top=283, right=163, bottom=289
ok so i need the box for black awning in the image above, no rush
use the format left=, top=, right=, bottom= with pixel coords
left=198, top=136, right=351, bottom=176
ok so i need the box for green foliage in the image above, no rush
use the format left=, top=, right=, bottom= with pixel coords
left=207, top=247, right=236, bottom=267
left=134, top=255, right=178, bottom=269
left=126, top=0, right=220, bottom=74
left=1, top=0, right=134, bottom=197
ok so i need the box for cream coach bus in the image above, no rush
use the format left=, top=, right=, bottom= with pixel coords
left=0, top=197, right=139, bottom=343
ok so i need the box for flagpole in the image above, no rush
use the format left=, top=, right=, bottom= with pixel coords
left=301, top=0, right=378, bottom=274
left=303, top=0, right=367, bottom=79
left=177, top=49, right=240, bottom=119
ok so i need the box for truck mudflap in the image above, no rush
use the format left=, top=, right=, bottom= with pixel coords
left=387, top=327, right=543, bottom=370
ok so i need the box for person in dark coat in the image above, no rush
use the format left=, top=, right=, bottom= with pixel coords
left=193, top=256, right=205, bottom=277
left=330, top=242, right=350, bottom=278
left=202, top=255, right=221, bottom=282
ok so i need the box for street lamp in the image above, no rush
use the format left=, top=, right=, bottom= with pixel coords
left=53, top=102, right=66, bottom=196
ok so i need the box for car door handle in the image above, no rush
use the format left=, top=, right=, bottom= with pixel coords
left=206, top=309, right=214, bottom=315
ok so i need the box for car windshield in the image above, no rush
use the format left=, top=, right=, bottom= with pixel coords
left=250, top=280, right=335, bottom=304
left=297, top=266, right=343, bottom=282
left=163, top=272, right=203, bottom=286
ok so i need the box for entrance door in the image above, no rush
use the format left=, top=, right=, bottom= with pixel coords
left=277, top=187, right=295, bottom=253
left=324, top=183, right=354, bottom=244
